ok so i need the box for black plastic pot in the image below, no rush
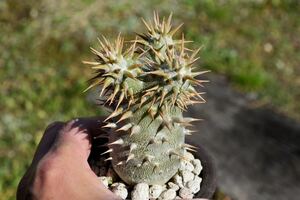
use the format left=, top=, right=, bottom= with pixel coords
left=188, top=141, right=217, bottom=199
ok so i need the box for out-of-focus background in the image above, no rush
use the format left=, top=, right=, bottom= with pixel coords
left=1, top=0, right=300, bottom=199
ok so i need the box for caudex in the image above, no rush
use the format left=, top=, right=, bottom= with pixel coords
left=83, top=12, right=208, bottom=185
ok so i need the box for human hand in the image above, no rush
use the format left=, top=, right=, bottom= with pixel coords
left=17, top=117, right=120, bottom=200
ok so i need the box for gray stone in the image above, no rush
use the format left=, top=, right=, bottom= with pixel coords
left=181, top=170, right=194, bottom=184
left=194, top=176, right=202, bottom=184
left=191, top=159, right=202, bottom=175
left=131, top=183, right=149, bottom=200
left=98, top=176, right=109, bottom=188
left=111, top=182, right=127, bottom=199
left=167, top=182, right=180, bottom=191
left=172, top=174, right=184, bottom=188
left=179, top=187, right=194, bottom=199
left=159, top=189, right=176, bottom=200
left=149, top=184, right=164, bottom=199
left=179, top=160, right=194, bottom=172
left=111, top=182, right=126, bottom=188
left=184, top=151, right=195, bottom=160
left=186, top=179, right=201, bottom=194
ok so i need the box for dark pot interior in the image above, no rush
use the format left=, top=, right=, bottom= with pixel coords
left=188, top=140, right=217, bottom=199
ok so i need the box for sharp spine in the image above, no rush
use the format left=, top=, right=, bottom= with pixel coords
left=108, top=138, right=124, bottom=146
left=102, top=123, right=117, bottom=128
left=169, top=150, right=190, bottom=161
left=182, top=143, right=197, bottom=149
left=100, top=78, right=114, bottom=97
left=126, top=154, right=135, bottom=163
left=116, top=123, right=133, bottom=132
left=104, top=107, right=123, bottom=122
left=104, top=157, right=113, bottom=162
left=129, top=143, right=137, bottom=152
left=101, top=148, right=113, bottom=155
left=116, top=161, right=124, bottom=166
left=117, top=111, right=133, bottom=123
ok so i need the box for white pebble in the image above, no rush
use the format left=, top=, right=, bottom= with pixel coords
left=131, top=183, right=149, bottom=200
left=184, top=151, right=194, bottom=160
left=179, top=187, right=194, bottom=199
left=179, top=160, right=194, bottom=172
left=181, top=170, right=194, bottom=184
left=186, top=179, right=200, bottom=194
left=111, top=183, right=127, bottom=199
left=191, top=159, right=202, bottom=175
left=173, top=174, right=184, bottom=188
left=194, top=176, right=202, bottom=184
left=149, top=184, right=164, bottom=199
left=186, top=162, right=195, bottom=172
left=98, top=176, right=109, bottom=188
left=159, top=189, right=176, bottom=200
left=167, top=182, right=180, bottom=191
left=111, top=182, right=126, bottom=188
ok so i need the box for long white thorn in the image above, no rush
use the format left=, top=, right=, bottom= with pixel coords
left=141, top=18, right=151, bottom=32
left=129, top=143, right=137, bottom=152
left=185, top=147, right=197, bottom=152
left=173, top=117, right=202, bottom=124
left=108, top=138, right=124, bottom=146
left=116, top=161, right=124, bottom=166
left=126, top=154, right=135, bottom=163
left=104, top=107, right=123, bottom=122
left=101, top=148, right=113, bottom=155
left=104, top=157, right=113, bottom=162
left=169, top=150, right=190, bottom=161
left=116, top=123, right=133, bottom=132
left=102, top=123, right=117, bottom=129
left=184, top=129, right=196, bottom=135
left=116, top=91, right=125, bottom=109
left=182, top=143, right=198, bottom=149
left=130, top=125, right=141, bottom=136
left=82, top=61, right=100, bottom=65
left=117, top=111, right=133, bottom=123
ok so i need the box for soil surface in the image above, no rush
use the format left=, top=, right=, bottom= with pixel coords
left=187, top=74, right=300, bottom=200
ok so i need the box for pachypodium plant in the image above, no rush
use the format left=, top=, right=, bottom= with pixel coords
left=84, top=12, right=208, bottom=185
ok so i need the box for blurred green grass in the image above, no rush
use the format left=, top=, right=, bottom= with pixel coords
left=0, top=0, right=299, bottom=199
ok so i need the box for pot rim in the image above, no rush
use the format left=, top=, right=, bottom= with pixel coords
left=187, top=140, right=217, bottom=199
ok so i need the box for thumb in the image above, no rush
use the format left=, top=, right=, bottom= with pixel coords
left=52, top=117, right=106, bottom=164
left=54, top=120, right=91, bottom=160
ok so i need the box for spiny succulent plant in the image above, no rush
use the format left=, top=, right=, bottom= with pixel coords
left=84, top=12, right=208, bottom=185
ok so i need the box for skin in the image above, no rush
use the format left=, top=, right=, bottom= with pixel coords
left=17, top=117, right=209, bottom=200
left=17, top=117, right=120, bottom=200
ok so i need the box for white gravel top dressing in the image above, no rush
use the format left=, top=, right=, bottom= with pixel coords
left=91, top=151, right=203, bottom=200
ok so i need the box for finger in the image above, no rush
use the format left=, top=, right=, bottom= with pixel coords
left=32, top=121, right=65, bottom=165
left=52, top=117, right=107, bottom=161
left=17, top=121, right=65, bottom=200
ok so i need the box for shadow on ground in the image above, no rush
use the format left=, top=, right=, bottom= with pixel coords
left=188, top=74, right=300, bottom=200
